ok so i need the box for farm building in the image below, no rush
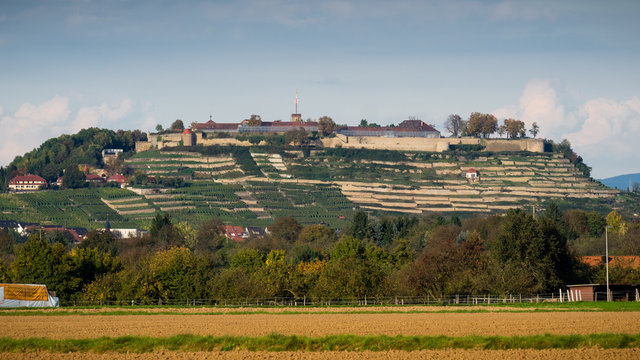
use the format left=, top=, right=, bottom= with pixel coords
left=0, top=283, right=59, bottom=307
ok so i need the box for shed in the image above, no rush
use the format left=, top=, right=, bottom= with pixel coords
left=466, top=168, right=478, bottom=180
left=567, top=284, right=640, bottom=302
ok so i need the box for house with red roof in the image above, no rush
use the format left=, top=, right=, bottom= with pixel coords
left=222, top=225, right=248, bottom=242
left=107, top=174, right=128, bottom=186
left=85, top=174, right=105, bottom=184
left=8, top=174, right=47, bottom=192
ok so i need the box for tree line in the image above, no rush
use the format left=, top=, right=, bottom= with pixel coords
left=445, top=113, right=539, bottom=139
left=1, top=204, right=637, bottom=304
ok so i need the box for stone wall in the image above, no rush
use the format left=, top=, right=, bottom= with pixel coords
left=321, top=136, right=544, bottom=153
left=135, top=131, right=544, bottom=154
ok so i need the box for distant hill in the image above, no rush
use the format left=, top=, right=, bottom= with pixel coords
left=600, top=173, right=640, bottom=191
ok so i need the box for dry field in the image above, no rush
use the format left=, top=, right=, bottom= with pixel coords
left=2, top=306, right=640, bottom=359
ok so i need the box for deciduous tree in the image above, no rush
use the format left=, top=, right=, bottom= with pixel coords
left=170, top=119, right=185, bottom=132
left=317, top=116, right=336, bottom=136
left=445, top=114, right=463, bottom=137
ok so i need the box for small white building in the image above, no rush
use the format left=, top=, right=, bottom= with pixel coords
left=466, top=168, right=478, bottom=181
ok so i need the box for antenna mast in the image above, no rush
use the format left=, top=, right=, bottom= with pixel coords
left=295, top=89, right=298, bottom=114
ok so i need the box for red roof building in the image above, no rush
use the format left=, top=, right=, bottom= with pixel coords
left=222, top=225, right=248, bottom=242
left=8, top=174, right=47, bottom=191
left=192, top=120, right=240, bottom=132
left=107, top=174, right=128, bottom=184
left=466, top=168, right=478, bottom=180
left=85, top=174, right=105, bottom=183
left=191, top=119, right=319, bottom=134
left=338, top=119, right=440, bottom=138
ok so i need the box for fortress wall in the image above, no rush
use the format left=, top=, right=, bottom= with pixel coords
left=197, top=137, right=254, bottom=146
left=484, top=139, right=544, bottom=152
left=320, top=136, right=545, bottom=153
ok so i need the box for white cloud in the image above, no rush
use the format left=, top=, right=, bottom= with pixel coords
left=0, top=96, right=135, bottom=166
left=565, top=97, right=640, bottom=149
left=493, top=79, right=575, bottom=138
left=494, top=80, right=640, bottom=178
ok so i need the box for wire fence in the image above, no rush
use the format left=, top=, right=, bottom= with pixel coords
left=60, top=290, right=640, bottom=307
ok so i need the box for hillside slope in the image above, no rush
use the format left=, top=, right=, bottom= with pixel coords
left=2, top=145, right=630, bottom=230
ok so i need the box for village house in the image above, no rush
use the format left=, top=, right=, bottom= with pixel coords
left=8, top=174, right=48, bottom=192
left=222, top=225, right=248, bottom=242
left=107, top=174, right=128, bottom=187
left=85, top=174, right=105, bottom=184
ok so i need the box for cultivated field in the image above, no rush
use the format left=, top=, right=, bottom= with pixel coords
left=1, top=305, right=640, bottom=359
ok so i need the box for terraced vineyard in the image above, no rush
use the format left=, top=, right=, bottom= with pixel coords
left=0, top=188, right=139, bottom=229
left=127, top=150, right=245, bottom=179
left=0, top=146, right=625, bottom=230
left=284, top=150, right=619, bottom=215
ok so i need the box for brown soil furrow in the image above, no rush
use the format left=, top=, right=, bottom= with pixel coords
left=3, top=312, right=640, bottom=340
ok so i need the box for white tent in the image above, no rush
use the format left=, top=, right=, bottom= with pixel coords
left=0, top=283, right=59, bottom=307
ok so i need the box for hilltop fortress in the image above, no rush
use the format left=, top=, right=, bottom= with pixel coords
left=135, top=118, right=544, bottom=153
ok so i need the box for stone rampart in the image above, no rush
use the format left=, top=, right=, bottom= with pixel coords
left=320, top=136, right=544, bottom=153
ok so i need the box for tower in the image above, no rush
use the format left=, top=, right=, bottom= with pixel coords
left=291, top=89, right=302, bottom=122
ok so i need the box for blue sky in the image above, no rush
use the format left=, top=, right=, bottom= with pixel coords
left=1, top=0, right=639, bottom=178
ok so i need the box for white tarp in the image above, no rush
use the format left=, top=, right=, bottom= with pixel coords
left=0, top=284, right=59, bottom=308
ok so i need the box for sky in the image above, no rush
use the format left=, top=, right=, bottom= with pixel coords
left=0, top=0, right=639, bottom=178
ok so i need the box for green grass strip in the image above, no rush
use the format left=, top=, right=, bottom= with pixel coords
left=3, top=301, right=640, bottom=316
left=0, top=333, right=639, bottom=353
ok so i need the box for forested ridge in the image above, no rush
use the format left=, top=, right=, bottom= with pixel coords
left=0, top=128, right=146, bottom=189
left=1, top=204, right=638, bottom=304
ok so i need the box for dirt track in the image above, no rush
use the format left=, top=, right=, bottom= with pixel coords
left=3, top=311, right=640, bottom=339
left=2, top=349, right=639, bottom=360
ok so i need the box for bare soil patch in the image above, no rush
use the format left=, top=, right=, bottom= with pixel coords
left=3, top=312, right=640, bottom=340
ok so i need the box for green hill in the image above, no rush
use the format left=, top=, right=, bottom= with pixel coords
left=2, top=139, right=637, bottom=231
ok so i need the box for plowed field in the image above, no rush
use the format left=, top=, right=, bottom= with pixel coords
left=3, top=311, right=640, bottom=339
left=3, top=307, right=640, bottom=359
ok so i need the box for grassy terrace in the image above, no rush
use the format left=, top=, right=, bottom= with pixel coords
left=4, top=300, right=640, bottom=315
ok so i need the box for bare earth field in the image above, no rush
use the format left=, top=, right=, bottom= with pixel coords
left=2, top=311, right=640, bottom=339
left=2, top=307, right=640, bottom=359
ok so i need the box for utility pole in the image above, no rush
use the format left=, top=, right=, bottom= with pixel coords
left=606, top=225, right=612, bottom=302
